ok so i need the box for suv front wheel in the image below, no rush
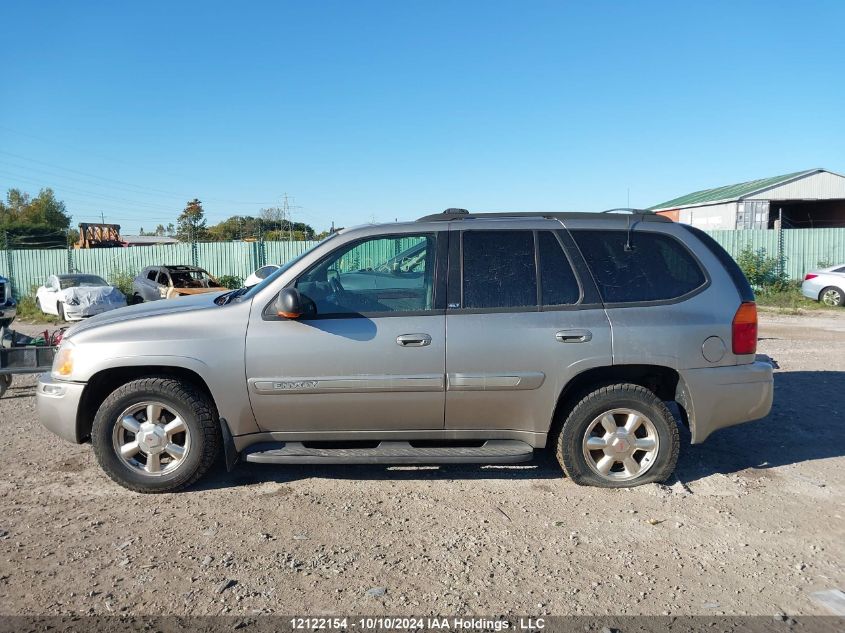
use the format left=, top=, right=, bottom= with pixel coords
left=555, top=383, right=680, bottom=487
left=92, top=377, right=220, bottom=493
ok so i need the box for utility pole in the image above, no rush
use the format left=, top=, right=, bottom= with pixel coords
left=100, top=211, right=106, bottom=224
left=281, top=193, right=294, bottom=243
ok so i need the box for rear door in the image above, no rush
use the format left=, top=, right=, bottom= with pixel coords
left=444, top=222, right=612, bottom=438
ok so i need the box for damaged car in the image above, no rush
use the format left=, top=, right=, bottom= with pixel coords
left=131, top=265, right=228, bottom=303
left=0, top=275, right=16, bottom=329
left=35, top=274, right=127, bottom=322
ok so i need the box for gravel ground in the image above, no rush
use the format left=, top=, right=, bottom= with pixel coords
left=0, top=312, right=843, bottom=617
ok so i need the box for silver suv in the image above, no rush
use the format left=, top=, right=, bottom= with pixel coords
left=36, top=211, right=773, bottom=492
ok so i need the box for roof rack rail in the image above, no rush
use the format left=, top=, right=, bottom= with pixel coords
left=416, top=210, right=670, bottom=223
left=601, top=207, right=655, bottom=214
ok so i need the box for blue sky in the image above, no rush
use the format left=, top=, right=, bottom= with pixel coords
left=1, top=1, right=843, bottom=234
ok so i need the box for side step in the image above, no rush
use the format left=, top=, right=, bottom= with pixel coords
left=243, top=440, right=534, bottom=465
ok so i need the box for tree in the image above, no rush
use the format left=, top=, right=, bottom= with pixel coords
left=204, top=214, right=315, bottom=241
left=0, top=187, right=72, bottom=248
left=176, top=198, right=208, bottom=242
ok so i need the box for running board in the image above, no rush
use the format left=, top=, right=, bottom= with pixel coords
left=243, top=440, right=534, bottom=465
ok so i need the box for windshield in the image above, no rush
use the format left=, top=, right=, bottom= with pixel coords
left=59, top=275, right=109, bottom=289
left=170, top=269, right=219, bottom=288
left=237, top=233, right=339, bottom=301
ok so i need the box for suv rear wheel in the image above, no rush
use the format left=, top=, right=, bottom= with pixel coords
left=555, top=383, right=679, bottom=487
left=91, top=377, right=220, bottom=493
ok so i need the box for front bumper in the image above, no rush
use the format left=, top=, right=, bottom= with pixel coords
left=36, top=373, right=86, bottom=443
left=680, top=360, right=774, bottom=444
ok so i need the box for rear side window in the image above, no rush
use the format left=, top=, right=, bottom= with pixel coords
left=538, top=232, right=580, bottom=305
left=462, top=231, right=537, bottom=309
left=572, top=230, right=706, bottom=303
left=146, top=270, right=158, bottom=281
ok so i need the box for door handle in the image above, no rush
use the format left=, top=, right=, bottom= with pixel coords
left=555, top=329, right=592, bottom=343
left=396, top=333, right=432, bottom=347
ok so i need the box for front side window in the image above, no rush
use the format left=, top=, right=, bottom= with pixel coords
left=296, top=234, right=436, bottom=316
left=462, top=231, right=537, bottom=309
left=147, top=270, right=158, bottom=281
left=572, top=230, right=706, bottom=303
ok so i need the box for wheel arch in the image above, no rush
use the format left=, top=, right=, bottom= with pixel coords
left=76, top=365, right=218, bottom=442
left=550, top=364, right=685, bottom=435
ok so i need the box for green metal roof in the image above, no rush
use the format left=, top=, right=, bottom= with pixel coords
left=648, top=169, right=820, bottom=210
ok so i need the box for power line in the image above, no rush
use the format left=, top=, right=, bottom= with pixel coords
left=0, top=129, right=278, bottom=206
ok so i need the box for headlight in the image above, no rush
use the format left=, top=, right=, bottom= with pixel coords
left=67, top=298, right=80, bottom=306
left=52, top=341, right=75, bottom=379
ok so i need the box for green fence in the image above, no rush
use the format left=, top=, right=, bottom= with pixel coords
left=1, top=228, right=844, bottom=300
left=0, top=241, right=317, bottom=299
left=707, top=228, right=845, bottom=280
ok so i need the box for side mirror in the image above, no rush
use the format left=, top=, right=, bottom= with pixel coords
left=276, top=287, right=305, bottom=318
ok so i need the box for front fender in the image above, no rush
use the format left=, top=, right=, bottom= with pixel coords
left=79, top=354, right=260, bottom=436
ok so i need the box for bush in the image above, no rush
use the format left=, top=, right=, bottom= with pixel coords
left=108, top=270, right=135, bottom=297
left=217, top=275, right=244, bottom=290
left=736, top=245, right=789, bottom=292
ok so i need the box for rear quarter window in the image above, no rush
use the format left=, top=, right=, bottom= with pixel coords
left=572, top=230, right=707, bottom=304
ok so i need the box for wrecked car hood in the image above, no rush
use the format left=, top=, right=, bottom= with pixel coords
left=60, top=285, right=126, bottom=308
left=167, top=286, right=228, bottom=298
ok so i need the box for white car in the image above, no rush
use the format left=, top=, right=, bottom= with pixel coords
left=35, top=274, right=127, bottom=321
left=244, top=264, right=280, bottom=287
left=802, top=264, right=845, bottom=307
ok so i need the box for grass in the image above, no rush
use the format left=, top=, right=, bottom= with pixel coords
left=12, top=294, right=62, bottom=325
left=755, top=285, right=840, bottom=315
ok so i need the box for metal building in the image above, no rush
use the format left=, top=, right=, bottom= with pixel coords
left=648, top=168, right=845, bottom=229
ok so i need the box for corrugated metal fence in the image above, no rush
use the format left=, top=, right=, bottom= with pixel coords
left=1, top=229, right=844, bottom=299
left=706, top=228, right=845, bottom=280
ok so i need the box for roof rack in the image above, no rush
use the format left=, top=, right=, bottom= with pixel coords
left=416, top=209, right=669, bottom=223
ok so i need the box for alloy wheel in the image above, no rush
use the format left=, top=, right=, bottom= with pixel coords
left=112, top=401, right=191, bottom=476
left=822, top=288, right=841, bottom=306
left=581, top=408, right=660, bottom=482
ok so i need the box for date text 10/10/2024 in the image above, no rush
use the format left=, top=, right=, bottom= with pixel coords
left=290, top=617, right=546, bottom=631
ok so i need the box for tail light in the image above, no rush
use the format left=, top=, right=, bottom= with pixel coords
left=804, top=273, right=818, bottom=280
left=732, top=301, right=758, bottom=355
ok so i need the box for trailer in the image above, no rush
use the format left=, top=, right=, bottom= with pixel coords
left=0, top=328, right=63, bottom=398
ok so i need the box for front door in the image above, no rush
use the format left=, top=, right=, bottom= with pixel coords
left=245, top=231, right=447, bottom=433
left=445, top=226, right=612, bottom=436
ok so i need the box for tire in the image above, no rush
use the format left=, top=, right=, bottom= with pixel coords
left=0, top=318, right=11, bottom=330
left=130, top=293, right=143, bottom=305
left=35, top=297, right=42, bottom=313
left=820, top=286, right=844, bottom=307
left=91, top=376, right=221, bottom=493
left=554, top=383, right=680, bottom=488
left=57, top=302, right=66, bottom=321
left=0, top=374, right=11, bottom=398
